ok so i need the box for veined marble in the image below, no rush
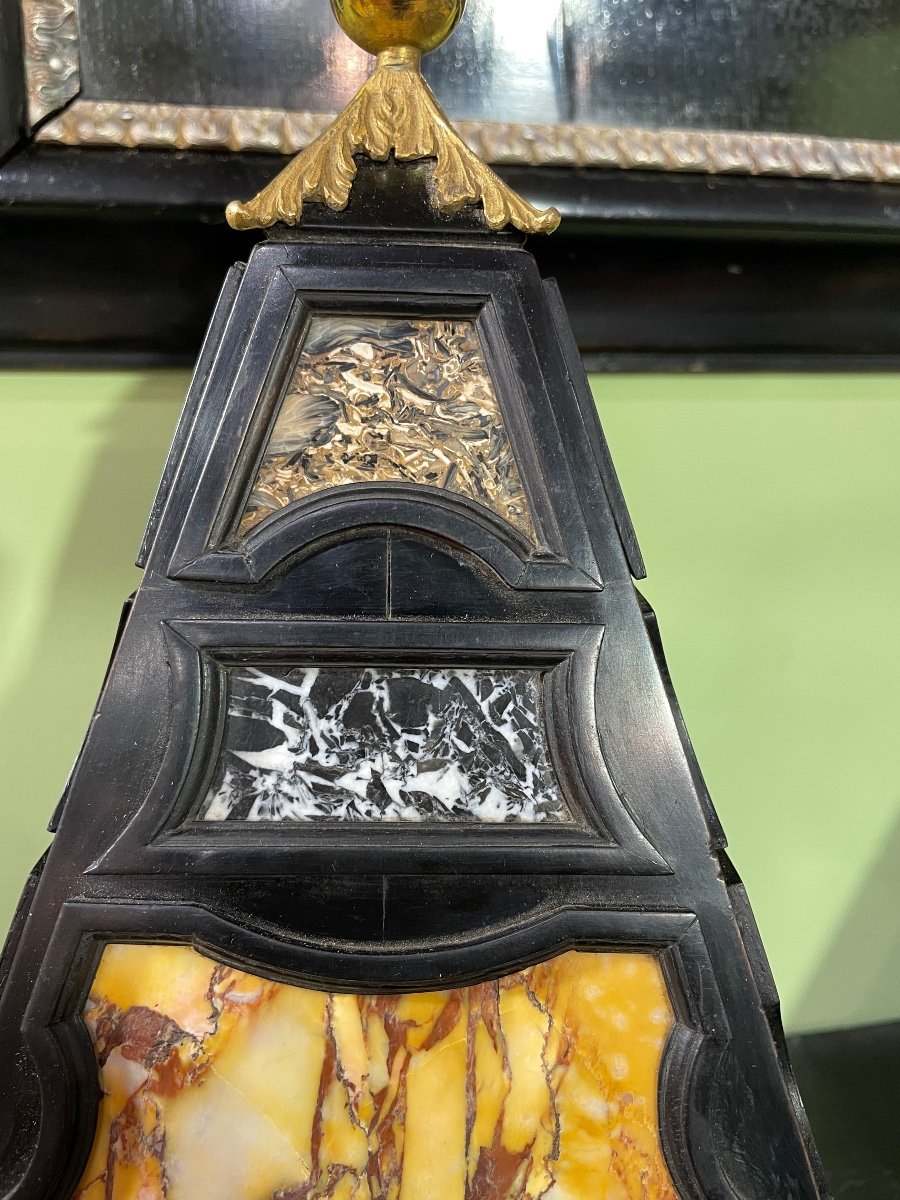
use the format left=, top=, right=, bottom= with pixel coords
left=73, top=944, right=680, bottom=1200
left=237, top=316, right=534, bottom=539
left=199, top=666, right=569, bottom=823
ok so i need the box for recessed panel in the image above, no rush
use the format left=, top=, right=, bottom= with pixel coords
left=73, top=945, right=679, bottom=1199
left=199, top=665, right=569, bottom=823
left=238, top=316, right=534, bottom=539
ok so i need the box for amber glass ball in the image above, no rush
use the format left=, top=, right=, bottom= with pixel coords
left=330, top=0, right=464, bottom=55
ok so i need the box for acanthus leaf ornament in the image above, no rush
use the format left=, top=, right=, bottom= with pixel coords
left=226, top=6, right=561, bottom=235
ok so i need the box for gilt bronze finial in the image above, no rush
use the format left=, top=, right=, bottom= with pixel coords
left=226, top=0, right=560, bottom=235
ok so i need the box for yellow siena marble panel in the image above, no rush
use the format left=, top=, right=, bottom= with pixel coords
left=237, top=316, right=536, bottom=540
left=73, top=944, right=681, bottom=1200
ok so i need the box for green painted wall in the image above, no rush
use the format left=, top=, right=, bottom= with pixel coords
left=0, top=368, right=898, bottom=1034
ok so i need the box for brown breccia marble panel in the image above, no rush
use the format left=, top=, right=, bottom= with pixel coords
left=72, top=944, right=680, bottom=1200
left=237, top=316, right=535, bottom=539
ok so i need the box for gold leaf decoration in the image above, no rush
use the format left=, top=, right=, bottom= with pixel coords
left=226, top=48, right=560, bottom=236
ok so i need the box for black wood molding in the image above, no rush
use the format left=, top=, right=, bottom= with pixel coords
left=3, top=146, right=900, bottom=368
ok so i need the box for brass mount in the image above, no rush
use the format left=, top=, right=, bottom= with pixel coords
left=226, top=0, right=560, bottom=235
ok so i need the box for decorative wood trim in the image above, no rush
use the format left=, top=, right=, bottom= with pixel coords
left=91, top=619, right=672, bottom=878
left=35, top=96, right=900, bottom=184
left=156, top=247, right=613, bottom=592
left=20, top=0, right=79, bottom=125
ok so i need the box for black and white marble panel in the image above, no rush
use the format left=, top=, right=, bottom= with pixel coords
left=199, top=666, right=569, bottom=823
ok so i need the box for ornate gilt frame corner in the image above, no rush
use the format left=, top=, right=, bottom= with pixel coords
left=20, top=0, right=81, bottom=126
left=33, top=97, right=900, bottom=185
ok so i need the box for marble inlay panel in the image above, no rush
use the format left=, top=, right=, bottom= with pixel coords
left=73, top=944, right=680, bottom=1200
left=237, top=316, right=534, bottom=538
left=199, top=666, right=569, bottom=823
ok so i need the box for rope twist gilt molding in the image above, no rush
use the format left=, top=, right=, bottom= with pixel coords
left=35, top=100, right=900, bottom=184
left=20, top=0, right=80, bottom=124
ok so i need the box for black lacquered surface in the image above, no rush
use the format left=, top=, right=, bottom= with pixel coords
left=791, top=1021, right=900, bottom=1199
left=3, top=150, right=900, bottom=371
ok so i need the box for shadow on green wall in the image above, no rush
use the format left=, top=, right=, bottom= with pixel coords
left=0, top=373, right=185, bottom=927
left=795, top=807, right=900, bottom=1030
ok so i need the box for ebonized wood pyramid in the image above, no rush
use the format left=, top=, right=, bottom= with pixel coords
left=0, top=167, right=828, bottom=1199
